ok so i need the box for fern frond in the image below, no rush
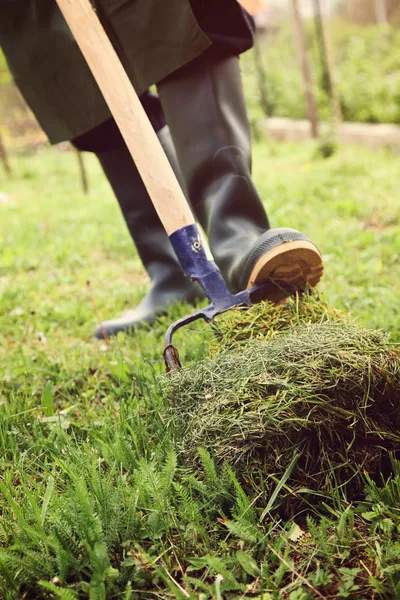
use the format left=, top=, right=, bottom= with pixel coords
left=39, top=580, right=79, bottom=600
left=50, top=511, right=81, bottom=554
left=70, top=477, right=105, bottom=549
left=134, top=460, right=162, bottom=507
left=197, top=449, right=218, bottom=487
left=225, top=519, right=260, bottom=544
left=225, top=464, right=256, bottom=524
left=159, top=450, right=177, bottom=497
left=120, top=488, right=141, bottom=541
left=0, top=548, right=54, bottom=583
left=87, top=467, right=122, bottom=550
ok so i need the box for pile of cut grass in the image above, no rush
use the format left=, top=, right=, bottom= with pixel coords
left=209, top=291, right=346, bottom=353
left=166, top=295, right=400, bottom=496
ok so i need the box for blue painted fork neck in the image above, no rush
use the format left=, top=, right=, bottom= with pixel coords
left=169, top=224, right=234, bottom=307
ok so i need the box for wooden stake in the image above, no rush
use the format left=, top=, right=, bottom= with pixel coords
left=253, top=32, right=271, bottom=118
left=74, top=147, right=89, bottom=194
left=291, top=0, right=319, bottom=138
left=0, top=131, right=11, bottom=175
left=313, top=0, right=342, bottom=124
left=375, top=0, right=389, bottom=25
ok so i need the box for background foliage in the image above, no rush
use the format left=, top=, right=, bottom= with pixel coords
left=243, top=22, right=400, bottom=126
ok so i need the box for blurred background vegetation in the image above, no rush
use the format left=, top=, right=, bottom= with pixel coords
left=1, top=0, right=400, bottom=151
left=243, top=20, right=400, bottom=127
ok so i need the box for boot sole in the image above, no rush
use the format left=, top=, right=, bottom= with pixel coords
left=246, top=240, right=324, bottom=301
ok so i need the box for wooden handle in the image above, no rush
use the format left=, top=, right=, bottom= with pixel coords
left=55, top=0, right=195, bottom=235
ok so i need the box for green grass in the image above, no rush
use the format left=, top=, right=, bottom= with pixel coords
left=1, top=141, right=400, bottom=599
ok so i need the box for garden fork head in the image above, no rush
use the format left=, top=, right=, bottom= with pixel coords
left=163, top=224, right=297, bottom=371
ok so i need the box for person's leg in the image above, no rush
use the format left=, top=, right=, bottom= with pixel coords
left=157, top=53, right=323, bottom=299
left=72, top=94, right=203, bottom=339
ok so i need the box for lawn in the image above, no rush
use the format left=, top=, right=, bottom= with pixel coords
left=0, top=140, right=400, bottom=599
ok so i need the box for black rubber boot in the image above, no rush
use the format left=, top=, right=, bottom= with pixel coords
left=94, top=126, right=203, bottom=339
left=158, top=54, right=323, bottom=300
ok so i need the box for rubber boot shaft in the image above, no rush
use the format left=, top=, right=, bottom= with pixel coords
left=158, top=54, right=271, bottom=293
left=94, top=126, right=203, bottom=338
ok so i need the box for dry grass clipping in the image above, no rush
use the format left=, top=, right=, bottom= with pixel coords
left=166, top=295, right=400, bottom=495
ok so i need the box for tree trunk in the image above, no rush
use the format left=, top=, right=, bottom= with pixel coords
left=375, top=0, right=388, bottom=24
left=313, top=0, right=342, bottom=124
left=0, top=131, right=11, bottom=175
left=291, top=0, right=319, bottom=138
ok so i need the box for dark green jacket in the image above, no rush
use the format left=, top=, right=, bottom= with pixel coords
left=0, top=0, right=210, bottom=143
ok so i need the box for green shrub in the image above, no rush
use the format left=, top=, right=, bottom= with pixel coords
left=243, top=22, right=400, bottom=125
